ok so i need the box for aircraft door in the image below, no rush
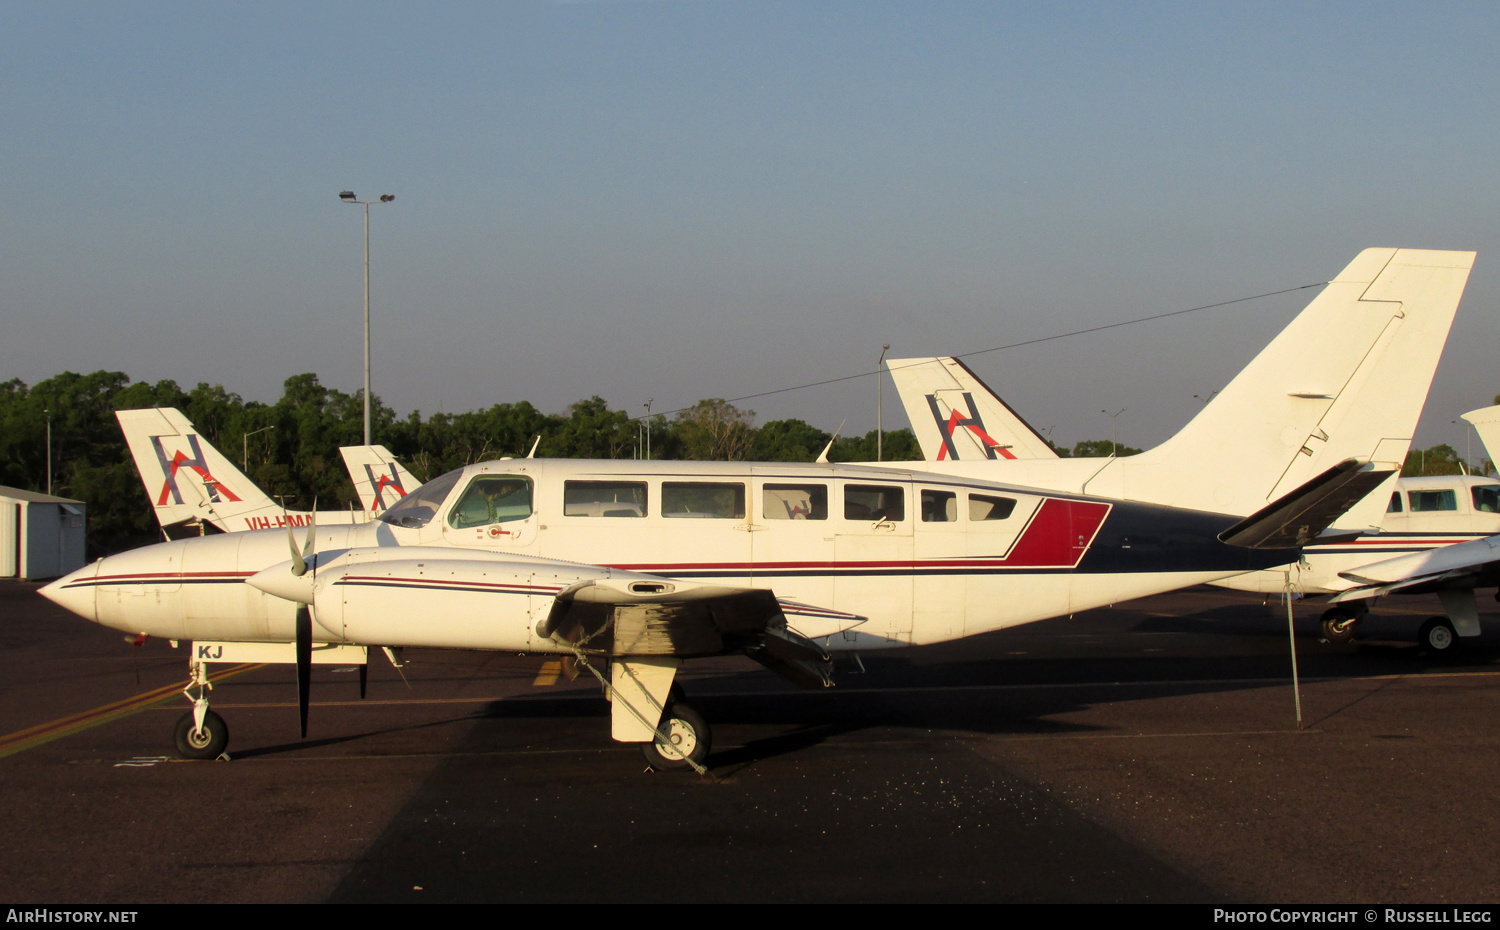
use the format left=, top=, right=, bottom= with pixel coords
left=834, top=480, right=914, bottom=644
left=750, top=472, right=836, bottom=612
left=441, top=473, right=539, bottom=552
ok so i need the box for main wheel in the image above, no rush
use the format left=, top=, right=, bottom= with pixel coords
left=1419, top=617, right=1458, bottom=655
left=174, top=710, right=229, bottom=760
left=1320, top=607, right=1358, bottom=644
left=641, top=702, right=710, bottom=771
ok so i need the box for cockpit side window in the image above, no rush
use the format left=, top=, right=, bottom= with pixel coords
left=377, top=469, right=464, bottom=529
left=1387, top=492, right=1403, bottom=514
left=1473, top=486, right=1500, bottom=514
left=447, top=476, right=534, bottom=528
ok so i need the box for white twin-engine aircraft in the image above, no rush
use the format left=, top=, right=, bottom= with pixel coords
left=117, top=407, right=421, bottom=535
left=44, top=248, right=1474, bottom=770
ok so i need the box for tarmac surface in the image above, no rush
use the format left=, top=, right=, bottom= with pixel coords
left=3, top=579, right=1500, bottom=904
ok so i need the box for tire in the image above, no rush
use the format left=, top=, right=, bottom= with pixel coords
left=1320, top=607, right=1358, bottom=644
left=174, top=710, right=229, bottom=760
left=1419, top=617, right=1458, bottom=655
left=641, top=702, right=710, bottom=771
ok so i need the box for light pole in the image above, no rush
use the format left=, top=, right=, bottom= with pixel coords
left=644, top=399, right=653, bottom=461
left=1102, top=407, right=1126, bottom=457
left=243, top=425, right=275, bottom=473
left=44, top=408, right=51, bottom=495
left=339, top=190, right=395, bottom=446
left=877, top=344, right=890, bottom=461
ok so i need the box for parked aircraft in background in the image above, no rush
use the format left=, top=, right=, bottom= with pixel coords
left=340, top=446, right=422, bottom=513
left=1317, top=405, right=1500, bottom=652
left=52, top=249, right=1472, bottom=770
left=117, top=408, right=370, bottom=535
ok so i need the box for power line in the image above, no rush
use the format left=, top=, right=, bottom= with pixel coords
left=640, top=281, right=1327, bottom=420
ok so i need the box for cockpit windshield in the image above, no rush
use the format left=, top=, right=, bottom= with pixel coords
left=377, top=468, right=464, bottom=529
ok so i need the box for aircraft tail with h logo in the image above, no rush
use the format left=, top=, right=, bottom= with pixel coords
left=117, top=408, right=367, bottom=535
left=339, top=445, right=423, bottom=512
left=886, top=356, right=1058, bottom=462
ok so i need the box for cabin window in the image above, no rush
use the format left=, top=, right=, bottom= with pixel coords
left=663, top=482, right=746, bottom=519
left=1473, top=486, right=1500, bottom=514
left=763, top=484, right=827, bottom=520
left=564, top=481, right=647, bottom=517
left=1408, top=489, right=1457, bottom=512
left=969, top=493, right=1017, bottom=521
left=378, top=469, right=463, bottom=529
left=844, top=485, right=904, bottom=522
left=447, top=476, right=533, bottom=528
left=921, top=489, right=957, bottom=523
left=1387, top=492, right=1403, bottom=514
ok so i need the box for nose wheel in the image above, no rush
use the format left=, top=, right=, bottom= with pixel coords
left=174, top=659, right=230, bottom=760
left=174, top=710, right=229, bottom=760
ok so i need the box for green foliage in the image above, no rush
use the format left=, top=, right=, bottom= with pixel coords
left=1402, top=444, right=1466, bottom=477
left=1064, top=439, right=1142, bottom=458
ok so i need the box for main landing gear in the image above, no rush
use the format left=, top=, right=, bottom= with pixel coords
left=640, top=702, right=711, bottom=771
left=1319, top=605, right=1363, bottom=644
left=1418, top=616, right=1459, bottom=655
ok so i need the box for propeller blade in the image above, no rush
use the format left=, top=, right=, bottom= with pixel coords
left=287, top=513, right=306, bottom=577
left=295, top=605, right=311, bottom=738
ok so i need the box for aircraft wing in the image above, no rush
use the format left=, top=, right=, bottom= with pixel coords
left=887, top=356, right=1059, bottom=461
left=265, top=552, right=838, bottom=689
left=1330, top=533, right=1500, bottom=601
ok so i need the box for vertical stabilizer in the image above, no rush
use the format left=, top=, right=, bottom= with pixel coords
left=1083, top=249, right=1475, bottom=523
left=887, top=357, right=1058, bottom=461
left=340, top=445, right=423, bottom=512
left=116, top=408, right=280, bottom=532
left=1460, top=405, right=1500, bottom=467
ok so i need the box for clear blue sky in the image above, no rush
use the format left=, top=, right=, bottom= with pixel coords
left=5, top=1, right=1499, bottom=454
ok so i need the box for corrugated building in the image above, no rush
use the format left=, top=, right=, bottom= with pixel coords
left=0, top=487, right=87, bottom=580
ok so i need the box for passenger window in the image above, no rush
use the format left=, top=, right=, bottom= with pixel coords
left=447, top=476, right=533, bottom=528
left=663, top=482, right=745, bottom=519
left=564, top=481, right=647, bottom=517
left=969, top=494, right=1017, bottom=521
left=1473, top=486, right=1500, bottom=514
left=921, top=489, right=957, bottom=523
left=844, top=485, right=904, bottom=522
left=1387, top=492, right=1403, bottom=514
left=763, top=484, right=827, bottom=520
left=1408, top=489, right=1457, bottom=512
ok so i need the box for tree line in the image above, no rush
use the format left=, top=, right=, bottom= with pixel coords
left=0, top=370, right=1486, bottom=557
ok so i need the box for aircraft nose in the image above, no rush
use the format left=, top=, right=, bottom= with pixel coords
left=40, top=561, right=99, bottom=623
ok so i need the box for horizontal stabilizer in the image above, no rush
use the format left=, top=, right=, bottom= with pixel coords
left=1218, top=458, right=1396, bottom=548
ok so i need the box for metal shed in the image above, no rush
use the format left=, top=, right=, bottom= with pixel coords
left=0, top=486, right=87, bottom=580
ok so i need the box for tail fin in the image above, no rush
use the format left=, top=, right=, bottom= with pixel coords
left=886, top=356, right=1059, bottom=461
left=1460, top=405, right=1500, bottom=466
left=1084, top=249, right=1475, bottom=524
left=339, top=445, right=423, bottom=512
left=116, top=408, right=288, bottom=532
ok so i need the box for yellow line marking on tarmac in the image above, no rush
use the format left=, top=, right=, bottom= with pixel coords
left=533, top=660, right=562, bottom=687
left=0, top=663, right=264, bottom=759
